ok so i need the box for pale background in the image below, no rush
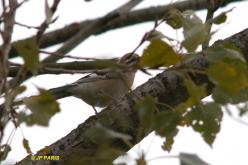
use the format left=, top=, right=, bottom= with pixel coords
left=1, top=0, right=248, bottom=164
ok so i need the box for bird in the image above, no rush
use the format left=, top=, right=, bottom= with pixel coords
left=49, top=53, right=140, bottom=114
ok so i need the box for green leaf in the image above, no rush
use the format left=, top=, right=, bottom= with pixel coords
left=181, top=10, right=211, bottom=52
left=165, top=8, right=183, bottom=29
left=154, top=111, right=179, bottom=137
left=179, top=152, right=209, bottom=165
left=184, top=78, right=206, bottom=106
left=5, top=86, right=26, bottom=111
left=212, top=87, right=248, bottom=104
left=13, top=39, right=39, bottom=73
left=205, top=42, right=246, bottom=63
left=182, top=10, right=203, bottom=30
left=23, top=138, right=32, bottom=154
left=23, top=88, right=60, bottom=126
left=182, top=24, right=210, bottom=52
left=84, top=123, right=131, bottom=144
left=161, top=136, right=175, bottom=152
left=206, top=42, right=248, bottom=94
left=212, top=12, right=227, bottom=25
left=140, top=39, right=180, bottom=68
left=212, top=8, right=232, bottom=25
left=145, top=30, right=165, bottom=41
left=184, top=102, right=223, bottom=146
left=134, top=96, right=156, bottom=139
left=207, top=59, right=248, bottom=94
left=154, top=111, right=179, bottom=151
left=0, top=144, right=11, bottom=161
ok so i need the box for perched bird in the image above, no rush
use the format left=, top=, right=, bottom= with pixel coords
left=49, top=53, right=140, bottom=113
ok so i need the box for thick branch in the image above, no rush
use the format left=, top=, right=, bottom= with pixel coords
left=17, top=27, right=248, bottom=165
left=7, top=0, right=243, bottom=59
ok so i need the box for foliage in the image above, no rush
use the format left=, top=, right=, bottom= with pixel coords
left=13, top=39, right=40, bottom=73
left=18, top=88, right=60, bottom=126
left=0, top=1, right=248, bottom=165
left=140, top=39, right=180, bottom=68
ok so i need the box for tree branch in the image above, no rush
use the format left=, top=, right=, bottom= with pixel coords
left=42, top=0, right=144, bottom=63
left=8, top=59, right=121, bottom=77
left=16, top=27, right=248, bottom=165
left=7, top=0, right=243, bottom=59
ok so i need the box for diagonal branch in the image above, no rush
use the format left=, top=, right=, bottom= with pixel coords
left=42, top=0, right=144, bottom=63
left=16, top=27, right=248, bottom=165
left=7, top=0, right=243, bottom=59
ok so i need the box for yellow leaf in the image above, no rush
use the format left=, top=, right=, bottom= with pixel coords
left=140, top=39, right=180, bottom=68
left=23, top=138, right=32, bottom=154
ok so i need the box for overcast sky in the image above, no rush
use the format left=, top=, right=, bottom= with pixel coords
left=1, top=0, right=248, bottom=165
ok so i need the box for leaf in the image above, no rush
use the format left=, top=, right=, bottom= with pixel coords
left=212, top=8, right=232, bottom=25
left=134, top=96, right=156, bottom=139
left=23, top=88, right=60, bottom=126
left=154, top=111, right=179, bottom=151
left=5, top=86, right=27, bottom=111
left=16, top=112, right=29, bottom=126
left=212, top=87, right=248, bottom=105
left=181, top=10, right=211, bottom=52
left=140, top=39, right=180, bottom=68
left=207, top=59, right=248, bottom=94
left=23, top=138, right=32, bottom=154
left=145, top=30, right=165, bottom=41
left=179, top=152, right=209, bottom=165
left=212, top=12, right=227, bottom=25
left=182, top=10, right=203, bottom=30
left=84, top=123, right=131, bottom=144
left=184, top=102, right=223, bottom=146
left=13, top=39, right=39, bottom=73
left=184, top=78, right=206, bottom=106
left=206, top=42, right=248, bottom=94
left=205, top=42, right=246, bottom=63
left=166, top=8, right=183, bottom=29
left=0, top=144, right=11, bottom=161
left=182, top=24, right=210, bottom=52
left=154, top=111, right=179, bottom=137
left=161, top=136, right=175, bottom=152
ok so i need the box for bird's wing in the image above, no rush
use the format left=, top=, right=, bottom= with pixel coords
left=72, top=73, right=110, bottom=85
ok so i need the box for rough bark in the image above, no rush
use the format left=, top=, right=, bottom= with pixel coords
left=16, top=27, right=248, bottom=165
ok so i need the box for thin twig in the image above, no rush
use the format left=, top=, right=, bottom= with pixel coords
left=14, top=21, right=39, bottom=29
left=36, top=0, right=61, bottom=45
left=42, top=0, right=144, bottom=63
left=202, top=0, right=222, bottom=50
left=0, top=0, right=18, bottom=150
left=39, top=50, right=106, bottom=61
left=6, top=0, right=240, bottom=59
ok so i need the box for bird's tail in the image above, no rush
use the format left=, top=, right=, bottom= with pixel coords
left=49, top=85, right=72, bottom=100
